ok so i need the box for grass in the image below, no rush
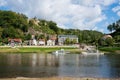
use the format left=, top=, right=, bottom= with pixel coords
left=0, top=46, right=81, bottom=53
left=99, top=47, right=120, bottom=53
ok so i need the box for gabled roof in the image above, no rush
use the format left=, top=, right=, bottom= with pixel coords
left=39, top=39, right=45, bottom=41
left=50, top=37, right=56, bottom=40
left=8, top=38, right=22, bottom=43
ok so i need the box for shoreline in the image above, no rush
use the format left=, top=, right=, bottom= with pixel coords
left=0, top=46, right=119, bottom=54
left=0, top=46, right=81, bottom=53
left=0, top=77, right=120, bottom=80
left=99, top=47, right=120, bottom=54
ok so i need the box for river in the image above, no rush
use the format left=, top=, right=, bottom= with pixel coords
left=0, top=53, right=120, bottom=78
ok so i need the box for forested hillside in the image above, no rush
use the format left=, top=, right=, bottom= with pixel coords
left=0, top=10, right=103, bottom=44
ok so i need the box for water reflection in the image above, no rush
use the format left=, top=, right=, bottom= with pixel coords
left=58, top=54, right=110, bottom=78
left=0, top=54, right=59, bottom=78
left=105, top=54, right=120, bottom=78
left=0, top=53, right=120, bottom=78
left=7, top=54, right=22, bottom=66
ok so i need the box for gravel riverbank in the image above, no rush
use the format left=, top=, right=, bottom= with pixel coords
left=0, top=77, right=120, bottom=80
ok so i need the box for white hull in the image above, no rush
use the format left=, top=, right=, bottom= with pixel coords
left=52, top=49, right=65, bottom=55
left=82, top=51, right=104, bottom=55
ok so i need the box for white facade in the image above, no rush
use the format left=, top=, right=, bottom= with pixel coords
left=47, top=40, right=55, bottom=46
left=38, top=41, right=45, bottom=45
left=58, top=35, right=78, bottom=45
left=32, top=39, right=37, bottom=45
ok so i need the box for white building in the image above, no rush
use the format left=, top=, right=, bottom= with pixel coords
left=58, top=35, right=78, bottom=45
left=47, top=40, right=55, bottom=46
left=38, top=39, right=45, bottom=46
left=32, top=39, right=37, bottom=45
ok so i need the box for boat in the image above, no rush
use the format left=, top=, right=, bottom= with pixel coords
left=52, top=49, right=65, bottom=55
left=81, top=49, right=104, bottom=55
left=82, top=51, right=104, bottom=55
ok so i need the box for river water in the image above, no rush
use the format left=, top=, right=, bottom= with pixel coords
left=0, top=53, right=120, bottom=78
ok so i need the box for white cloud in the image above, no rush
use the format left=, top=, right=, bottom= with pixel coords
left=117, top=11, right=120, bottom=16
left=102, top=0, right=116, bottom=6
left=0, top=0, right=116, bottom=31
left=112, top=5, right=120, bottom=16
left=73, top=0, right=116, bottom=6
left=112, top=6, right=120, bottom=12
left=0, top=0, right=7, bottom=6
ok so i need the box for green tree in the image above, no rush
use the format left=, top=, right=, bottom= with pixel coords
left=107, top=19, right=120, bottom=35
left=0, top=10, right=28, bottom=32
left=39, top=34, right=45, bottom=39
left=105, top=38, right=114, bottom=46
left=98, top=39, right=107, bottom=46
left=2, top=27, right=24, bottom=39
left=64, top=38, right=70, bottom=45
left=25, top=34, right=31, bottom=40
left=98, top=37, right=114, bottom=46
left=71, top=39, right=77, bottom=44
left=29, top=19, right=35, bottom=27
left=114, top=35, right=120, bottom=42
left=107, top=24, right=113, bottom=32
left=48, top=21, right=59, bottom=34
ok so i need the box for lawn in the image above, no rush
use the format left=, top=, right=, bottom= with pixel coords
left=99, top=47, right=120, bottom=53
left=0, top=46, right=81, bottom=53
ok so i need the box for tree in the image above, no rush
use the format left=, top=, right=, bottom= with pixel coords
left=71, top=39, right=77, bottom=44
left=107, top=19, right=120, bottom=34
left=25, top=34, right=31, bottom=40
left=0, top=10, right=28, bottom=32
left=39, top=34, right=45, bottom=39
left=98, top=38, right=107, bottom=46
left=107, top=19, right=120, bottom=45
left=105, top=37, right=114, bottom=46
left=29, top=19, right=35, bottom=27
left=48, top=21, right=59, bottom=34
left=64, top=38, right=70, bottom=45
left=98, top=37, right=114, bottom=46
left=107, top=24, right=113, bottom=32
left=2, top=27, right=24, bottom=39
left=114, top=35, right=120, bottom=43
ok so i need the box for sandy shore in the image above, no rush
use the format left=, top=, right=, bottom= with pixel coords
left=0, top=77, right=120, bottom=80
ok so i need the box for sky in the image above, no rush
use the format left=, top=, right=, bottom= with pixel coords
left=0, top=0, right=120, bottom=33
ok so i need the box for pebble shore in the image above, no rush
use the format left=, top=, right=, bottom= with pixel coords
left=0, top=77, right=120, bottom=80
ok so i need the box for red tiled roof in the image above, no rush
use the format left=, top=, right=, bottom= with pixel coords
left=50, top=37, right=56, bottom=40
left=39, top=39, right=45, bottom=41
left=8, top=38, right=22, bottom=42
